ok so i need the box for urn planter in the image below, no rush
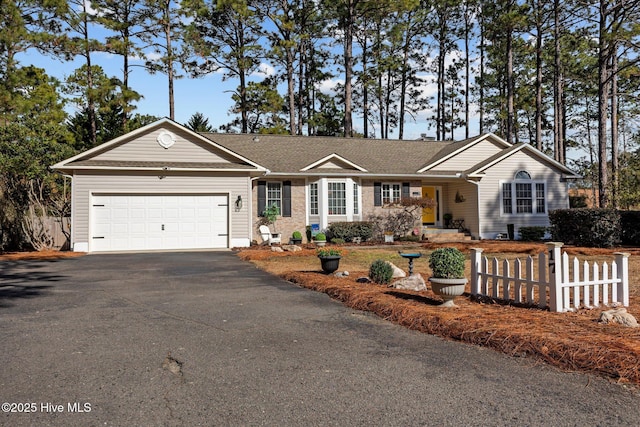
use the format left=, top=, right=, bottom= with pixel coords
left=318, top=255, right=342, bottom=274
left=428, top=277, right=468, bottom=307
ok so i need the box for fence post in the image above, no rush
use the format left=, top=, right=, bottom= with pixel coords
left=546, top=242, right=564, bottom=312
left=614, top=252, right=630, bottom=307
left=470, top=248, right=484, bottom=295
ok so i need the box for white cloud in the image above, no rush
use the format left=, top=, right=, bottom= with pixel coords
left=252, top=62, right=275, bottom=78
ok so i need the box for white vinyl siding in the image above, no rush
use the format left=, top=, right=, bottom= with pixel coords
left=430, top=138, right=505, bottom=171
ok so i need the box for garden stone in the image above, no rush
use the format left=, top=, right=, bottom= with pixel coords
left=387, top=262, right=406, bottom=278
left=282, top=245, right=302, bottom=252
left=271, top=246, right=284, bottom=252
left=598, top=308, right=639, bottom=328
left=334, top=271, right=350, bottom=278
left=390, top=273, right=427, bottom=291
left=356, top=277, right=372, bottom=283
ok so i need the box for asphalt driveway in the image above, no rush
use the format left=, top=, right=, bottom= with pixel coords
left=1, top=251, right=638, bottom=426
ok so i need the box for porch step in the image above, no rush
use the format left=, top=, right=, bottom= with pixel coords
left=422, top=228, right=472, bottom=242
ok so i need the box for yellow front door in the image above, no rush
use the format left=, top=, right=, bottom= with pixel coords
left=422, top=186, right=436, bottom=224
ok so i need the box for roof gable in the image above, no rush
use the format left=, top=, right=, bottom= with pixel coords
left=300, top=153, right=368, bottom=172
left=465, top=143, right=580, bottom=178
left=418, top=133, right=511, bottom=173
left=53, top=118, right=264, bottom=172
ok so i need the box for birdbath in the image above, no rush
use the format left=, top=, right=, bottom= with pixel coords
left=398, top=252, right=422, bottom=276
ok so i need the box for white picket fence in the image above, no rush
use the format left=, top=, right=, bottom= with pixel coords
left=470, top=243, right=630, bottom=312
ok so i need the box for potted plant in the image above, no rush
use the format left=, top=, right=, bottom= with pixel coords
left=443, top=213, right=453, bottom=228
left=317, top=247, right=343, bottom=274
left=314, top=232, right=327, bottom=247
left=428, top=247, right=467, bottom=307
left=291, top=230, right=303, bottom=244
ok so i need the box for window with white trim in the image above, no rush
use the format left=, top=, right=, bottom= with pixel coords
left=328, top=182, right=346, bottom=215
left=502, top=171, right=546, bottom=215
left=382, top=183, right=401, bottom=204
left=267, top=182, right=282, bottom=212
left=309, top=182, right=318, bottom=215
left=353, top=182, right=359, bottom=215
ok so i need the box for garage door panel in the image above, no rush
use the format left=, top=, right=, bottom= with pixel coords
left=91, top=194, right=229, bottom=251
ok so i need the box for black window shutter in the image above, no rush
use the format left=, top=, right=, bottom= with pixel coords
left=282, top=181, right=291, bottom=217
left=402, top=182, right=410, bottom=199
left=257, top=181, right=266, bottom=216
left=374, top=182, right=382, bottom=206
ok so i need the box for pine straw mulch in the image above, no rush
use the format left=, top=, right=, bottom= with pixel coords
left=238, top=243, right=640, bottom=386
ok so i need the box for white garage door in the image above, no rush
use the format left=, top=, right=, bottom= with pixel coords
left=90, top=194, right=228, bottom=252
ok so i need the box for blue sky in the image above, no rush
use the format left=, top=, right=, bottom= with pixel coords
left=17, top=40, right=480, bottom=141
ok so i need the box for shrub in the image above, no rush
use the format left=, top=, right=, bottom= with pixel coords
left=549, top=209, right=620, bottom=248
left=369, top=259, right=393, bottom=285
left=331, top=238, right=345, bottom=245
left=620, top=211, right=640, bottom=246
left=314, top=232, right=326, bottom=241
left=326, top=221, right=374, bottom=242
left=292, top=230, right=302, bottom=239
left=428, top=248, right=465, bottom=279
left=519, top=226, right=547, bottom=241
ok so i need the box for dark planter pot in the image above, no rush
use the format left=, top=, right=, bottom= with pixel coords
left=291, top=238, right=302, bottom=244
left=318, top=255, right=341, bottom=274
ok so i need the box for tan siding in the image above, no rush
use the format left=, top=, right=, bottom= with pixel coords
left=431, top=139, right=504, bottom=171
left=92, top=127, right=239, bottom=163
left=72, top=171, right=250, bottom=247
left=477, top=151, right=569, bottom=238
left=443, top=181, right=479, bottom=237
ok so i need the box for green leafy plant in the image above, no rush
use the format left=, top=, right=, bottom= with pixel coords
left=428, top=248, right=466, bottom=279
left=261, top=203, right=280, bottom=231
left=292, top=230, right=302, bottom=239
left=314, top=232, right=326, bottom=241
left=369, top=259, right=393, bottom=285
left=317, top=247, right=342, bottom=257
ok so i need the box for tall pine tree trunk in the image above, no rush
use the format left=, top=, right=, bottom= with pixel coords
left=597, top=0, right=610, bottom=208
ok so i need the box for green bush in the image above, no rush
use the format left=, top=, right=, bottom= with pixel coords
left=326, top=221, right=374, bottom=242
left=292, top=230, right=302, bottom=239
left=314, top=232, right=326, bottom=241
left=331, top=238, right=345, bottom=244
left=620, top=211, right=640, bottom=246
left=549, top=209, right=620, bottom=248
left=428, top=247, right=465, bottom=279
left=369, top=259, right=393, bottom=285
left=519, top=226, right=547, bottom=241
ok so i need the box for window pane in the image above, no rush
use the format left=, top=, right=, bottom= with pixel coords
left=382, top=183, right=401, bottom=204
left=309, top=183, right=318, bottom=215
left=536, top=183, right=545, bottom=213
left=516, top=183, right=532, bottom=213
left=353, top=182, right=359, bottom=215
left=328, top=182, right=346, bottom=215
left=267, top=182, right=282, bottom=212
left=515, top=170, right=531, bottom=180
left=502, top=183, right=512, bottom=214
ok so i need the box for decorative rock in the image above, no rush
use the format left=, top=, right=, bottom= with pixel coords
left=356, top=277, right=372, bottom=283
left=282, top=245, right=302, bottom=252
left=390, top=273, right=427, bottom=291
left=598, top=308, right=639, bottom=328
left=334, top=271, right=350, bottom=278
left=387, top=262, right=406, bottom=278
left=271, top=246, right=284, bottom=252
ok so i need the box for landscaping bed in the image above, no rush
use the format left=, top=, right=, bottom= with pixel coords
left=238, top=242, right=640, bottom=385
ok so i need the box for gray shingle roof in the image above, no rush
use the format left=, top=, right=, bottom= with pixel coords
left=201, top=133, right=457, bottom=175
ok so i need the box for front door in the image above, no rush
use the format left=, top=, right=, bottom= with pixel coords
left=422, top=186, right=439, bottom=225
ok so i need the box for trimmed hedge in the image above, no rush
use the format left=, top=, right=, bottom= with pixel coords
left=326, top=221, right=374, bottom=242
left=549, top=209, right=621, bottom=248
left=518, top=226, right=547, bottom=242
left=620, top=210, right=640, bottom=246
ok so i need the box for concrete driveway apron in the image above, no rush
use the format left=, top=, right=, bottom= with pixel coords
left=1, top=251, right=638, bottom=426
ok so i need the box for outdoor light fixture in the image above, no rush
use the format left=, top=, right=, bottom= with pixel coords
left=235, top=195, right=243, bottom=211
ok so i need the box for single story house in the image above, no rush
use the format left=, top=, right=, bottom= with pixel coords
left=52, top=118, right=580, bottom=252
